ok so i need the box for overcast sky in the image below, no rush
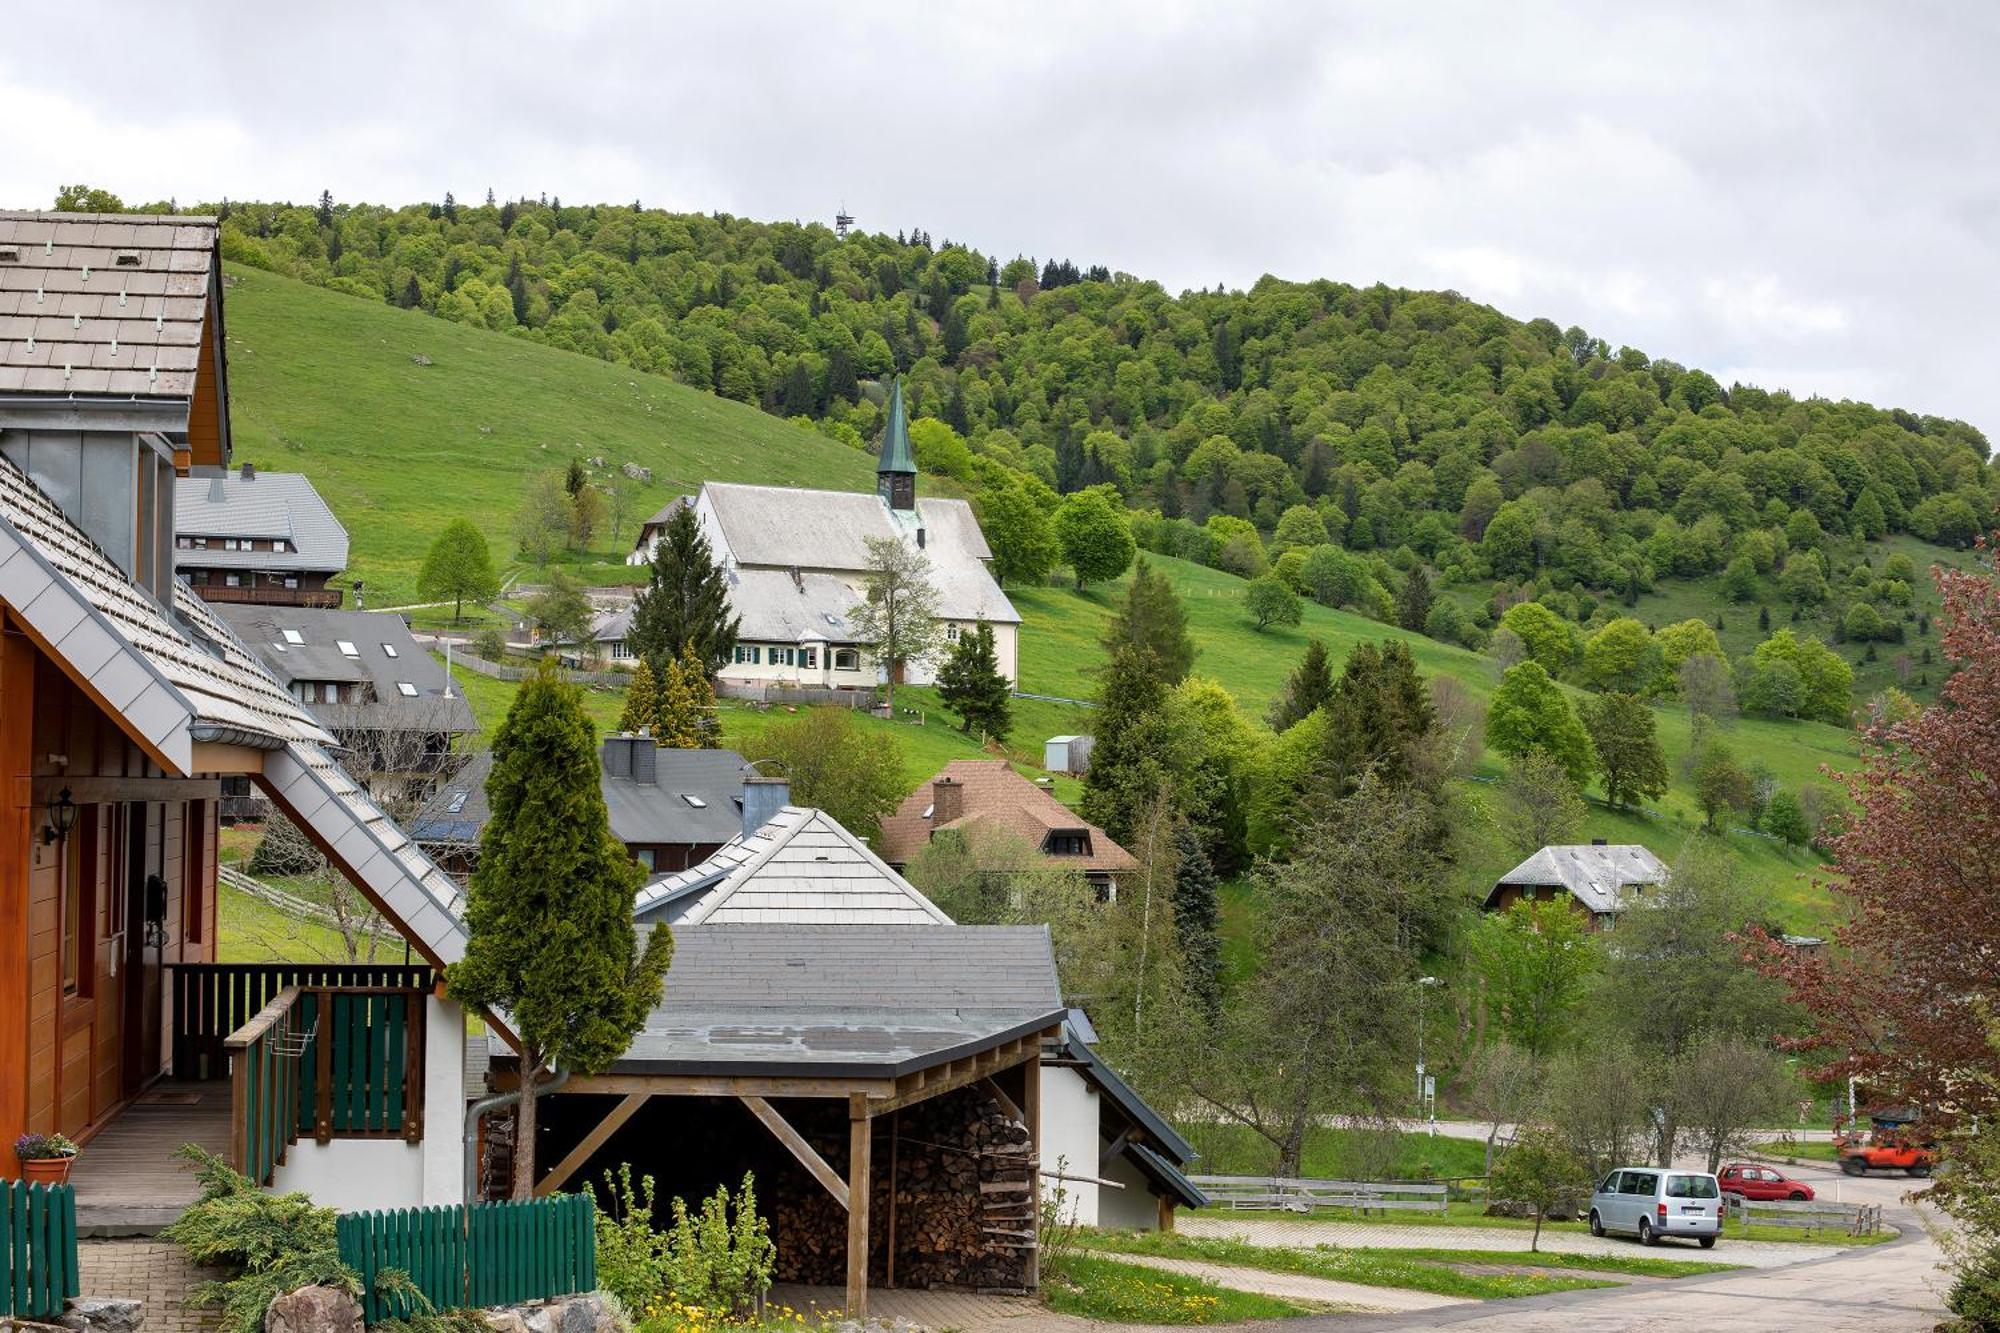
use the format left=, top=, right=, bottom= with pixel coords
left=6, top=2, right=1995, bottom=438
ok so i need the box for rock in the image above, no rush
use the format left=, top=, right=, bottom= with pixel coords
left=57, top=1297, right=143, bottom=1333
left=411, top=354, right=433, bottom=366
left=481, top=1313, right=529, bottom=1333
left=262, top=1286, right=361, bottom=1333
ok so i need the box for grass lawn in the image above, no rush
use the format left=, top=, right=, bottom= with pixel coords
left=1188, top=1197, right=1892, bottom=1246
left=1183, top=1123, right=1491, bottom=1182
left=1041, top=1253, right=1305, bottom=1324
left=1758, top=1139, right=1843, bottom=1163
left=216, top=883, right=408, bottom=964
left=223, top=263, right=880, bottom=606
left=1080, top=1232, right=1737, bottom=1299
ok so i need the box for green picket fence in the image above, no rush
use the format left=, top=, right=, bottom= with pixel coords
left=1, top=1181, right=79, bottom=1319
left=337, top=1194, right=596, bottom=1321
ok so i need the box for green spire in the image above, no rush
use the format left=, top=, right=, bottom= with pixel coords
left=877, top=377, right=916, bottom=476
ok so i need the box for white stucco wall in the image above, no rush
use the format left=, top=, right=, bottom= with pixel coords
left=1038, top=1065, right=1102, bottom=1227
left=1099, top=1150, right=1162, bottom=1231
left=271, top=996, right=468, bottom=1210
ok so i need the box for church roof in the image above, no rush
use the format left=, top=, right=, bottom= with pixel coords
left=876, top=377, right=916, bottom=475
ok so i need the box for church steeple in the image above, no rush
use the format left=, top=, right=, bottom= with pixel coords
left=876, top=377, right=917, bottom=511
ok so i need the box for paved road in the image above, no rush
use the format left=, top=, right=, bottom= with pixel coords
left=1181, top=1214, right=1841, bottom=1267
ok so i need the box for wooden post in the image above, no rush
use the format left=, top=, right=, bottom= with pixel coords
left=1158, top=1194, right=1175, bottom=1232
left=314, top=989, right=334, bottom=1142
left=1021, top=1051, right=1041, bottom=1291
left=846, top=1094, right=871, bottom=1317
left=886, top=1109, right=899, bottom=1289
left=402, top=990, right=426, bottom=1143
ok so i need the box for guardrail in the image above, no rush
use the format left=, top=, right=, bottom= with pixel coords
left=1189, top=1175, right=1449, bottom=1215
left=1725, top=1194, right=1884, bottom=1236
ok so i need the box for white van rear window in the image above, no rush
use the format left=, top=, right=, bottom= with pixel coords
left=1667, top=1174, right=1719, bottom=1198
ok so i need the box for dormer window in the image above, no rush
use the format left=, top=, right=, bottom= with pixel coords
left=1045, top=831, right=1092, bottom=857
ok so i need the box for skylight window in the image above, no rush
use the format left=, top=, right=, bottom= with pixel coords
left=446, top=792, right=469, bottom=814
left=680, top=794, right=707, bottom=808
left=337, top=641, right=359, bottom=657
left=396, top=682, right=418, bottom=697
left=381, top=643, right=399, bottom=658
left=282, top=629, right=305, bottom=645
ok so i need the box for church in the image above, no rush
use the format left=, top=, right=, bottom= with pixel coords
left=694, top=381, right=1020, bottom=695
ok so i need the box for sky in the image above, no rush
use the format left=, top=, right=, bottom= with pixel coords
left=5, top=2, right=1996, bottom=438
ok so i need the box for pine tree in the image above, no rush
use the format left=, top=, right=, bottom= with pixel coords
left=1759, top=604, right=1772, bottom=631
left=629, top=505, right=741, bottom=675
left=1397, top=565, right=1434, bottom=632
left=1173, top=822, right=1222, bottom=1021
left=651, top=653, right=705, bottom=748
left=1081, top=645, right=1176, bottom=846
left=399, top=275, right=422, bottom=309
left=1267, top=638, right=1334, bottom=731
left=1103, top=558, right=1195, bottom=684
left=445, top=661, right=672, bottom=1198
left=618, top=658, right=660, bottom=736
left=936, top=621, right=1012, bottom=741
left=505, top=253, right=528, bottom=324
left=1322, top=640, right=1437, bottom=795
left=315, top=190, right=334, bottom=229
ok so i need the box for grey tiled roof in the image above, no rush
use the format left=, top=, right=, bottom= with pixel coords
left=175, top=471, right=350, bottom=573
left=613, top=923, right=1065, bottom=1077
left=412, top=746, right=751, bottom=849
left=634, top=805, right=951, bottom=926
left=0, top=213, right=217, bottom=398
left=1488, top=843, right=1670, bottom=915
left=211, top=604, right=475, bottom=736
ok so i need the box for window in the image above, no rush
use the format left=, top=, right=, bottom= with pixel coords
left=801, top=647, right=818, bottom=669
left=1666, top=1175, right=1719, bottom=1199
left=337, top=640, right=358, bottom=657
left=185, top=798, right=208, bottom=945
left=58, top=807, right=88, bottom=998
left=1046, top=832, right=1092, bottom=856
left=381, top=643, right=398, bottom=658
left=734, top=645, right=761, bottom=665
left=946, top=623, right=961, bottom=642
left=771, top=646, right=796, bottom=667
left=833, top=648, right=859, bottom=671
left=634, top=849, right=656, bottom=871
left=609, top=640, right=632, bottom=660
left=396, top=682, right=418, bottom=697
left=282, top=629, right=305, bottom=644
left=192, top=536, right=208, bottom=549
left=224, top=574, right=241, bottom=587
left=283, top=577, right=298, bottom=589
left=176, top=536, right=191, bottom=549
left=680, top=794, right=708, bottom=808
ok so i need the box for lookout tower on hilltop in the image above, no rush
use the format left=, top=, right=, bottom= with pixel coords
left=835, top=204, right=855, bottom=239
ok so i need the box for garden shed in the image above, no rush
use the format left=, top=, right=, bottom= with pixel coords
left=1042, top=735, right=1093, bottom=776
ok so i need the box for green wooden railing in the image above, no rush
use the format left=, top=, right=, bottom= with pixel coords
left=171, top=963, right=433, bottom=1081
left=225, top=985, right=429, bottom=1184
left=337, top=1195, right=596, bottom=1322
left=0, top=1181, right=79, bottom=1319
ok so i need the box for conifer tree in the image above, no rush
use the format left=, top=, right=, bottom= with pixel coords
left=1397, top=565, right=1434, bottom=632
left=1173, top=822, right=1222, bottom=1021
left=1267, top=638, right=1334, bottom=731
left=618, top=658, right=660, bottom=736
left=629, top=505, right=741, bottom=675
left=1103, top=558, right=1195, bottom=684
left=1081, top=644, right=1176, bottom=846
left=677, top=642, right=720, bottom=748
left=446, top=661, right=671, bottom=1198
left=651, top=653, right=704, bottom=749
left=1322, top=640, right=1437, bottom=795
left=936, top=621, right=1013, bottom=741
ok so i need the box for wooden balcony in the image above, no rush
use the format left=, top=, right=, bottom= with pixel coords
left=188, top=583, right=343, bottom=608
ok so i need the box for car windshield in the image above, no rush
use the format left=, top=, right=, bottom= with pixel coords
left=1667, top=1174, right=1719, bottom=1199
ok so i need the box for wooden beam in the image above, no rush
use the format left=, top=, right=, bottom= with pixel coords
left=871, top=1030, right=1056, bottom=1117
left=980, top=1075, right=1023, bottom=1123
left=535, top=1093, right=648, bottom=1197
left=561, top=1072, right=895, bottom=1099
left=1158, top=1193, right=1175, bottom=1232
left=739, top=1095, right=849, bottom=1211
left=847, top=1094, right=872, bottom=1318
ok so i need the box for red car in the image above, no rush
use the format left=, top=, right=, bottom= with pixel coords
left=1718, top=1163, right=1815, bottom=1201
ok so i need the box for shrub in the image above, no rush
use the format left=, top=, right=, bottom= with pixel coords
left=594, top=1165, right=672, bottom=1314
left=162, top=1146, right=357, bottom=1333
left=659, top=1175, right=775, bottom=1318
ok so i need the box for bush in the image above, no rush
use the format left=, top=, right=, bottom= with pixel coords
left=660, top=1175, right=775, bottom=1318
left=162, top=1146, right=357, bottom=1333
left=248, top=815, right=325, bottom=877
left=595, top=1165, right=672, bottom=1314
left=475, top=626, right=508, bottom=661
left=1948, top=1251, right=2000, bottom=1329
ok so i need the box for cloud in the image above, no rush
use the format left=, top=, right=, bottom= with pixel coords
left=1, top=1, right=1993, bottom=437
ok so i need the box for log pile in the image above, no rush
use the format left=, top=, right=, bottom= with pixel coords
left=765, top=1086, right=1035, bottom=1292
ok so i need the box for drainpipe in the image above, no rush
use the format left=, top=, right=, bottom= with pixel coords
left=463, top=1065, right=570, bottom=1204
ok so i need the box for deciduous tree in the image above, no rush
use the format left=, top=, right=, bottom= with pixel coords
left=1245, top=574, right=1302, bottom=630
left=978, top=485, right=1059, bottom=587
left=417, top=518, right=498, bottom=623
left=745, top=707, right=905, bottom=840
left=1054, top=488, right=1136, bottom=589
left=1582, top=692, right=1669, bottom=809
left=1493, top=750, right=1588, bottom=856
left=1472, top=898, right=1601, bottom=1060
left=848, top=535, right=944, bottom=715
left=1486, top=662, right=1595, bottom=788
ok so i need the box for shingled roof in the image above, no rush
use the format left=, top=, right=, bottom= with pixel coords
left=212, top=604, right=476, bottom=736
left=876, top=760, right=1138, bottom=876
left=175, top=470, right=350, bottom=574
left=1486, top=843, right=1670, bottom=915
left=0, top=213, right=218, bottom=399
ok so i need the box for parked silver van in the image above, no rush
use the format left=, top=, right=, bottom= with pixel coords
left=1588, top=1167, right=1722, bottom=1247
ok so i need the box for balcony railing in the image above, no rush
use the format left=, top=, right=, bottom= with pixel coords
left=170, top=962, right=433, bottom=1081
left=188, top=583, right=344, bottom=608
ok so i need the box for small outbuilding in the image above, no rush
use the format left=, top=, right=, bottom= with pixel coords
left=1043, top=734, right=1093, bottom=775
left=1484, top=841, right=1669, bottom=929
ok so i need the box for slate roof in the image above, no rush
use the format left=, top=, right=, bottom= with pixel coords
left=634, top=805, right=951, bottom=926
left=1487, top=843, right=1670, bottom=915
left=174, top=471, right=350, bottom=573
left=211, top=604, right=475, bottom=736
left=0, top=213, right=217, bottom=399
left=611, top=924, right=1065, bottom=1077
left=411, top=745, right=751, bottom=849
left=877, top=760, right=1138, bottom=875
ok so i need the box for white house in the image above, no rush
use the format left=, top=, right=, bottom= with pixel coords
left=694, top=382, right=1020, bottom=695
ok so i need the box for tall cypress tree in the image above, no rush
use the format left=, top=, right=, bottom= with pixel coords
left=1103, top=559, right=1196, bottom=685
left=1172, top=823, right=1222, bottom=1021
left=936, top=621, right=1012, bottom=741
left=618, top=657, right=660, bottom=736
left=446, top=661, right=672, bottom=1198
left=629, top=505, right=740, bottom=676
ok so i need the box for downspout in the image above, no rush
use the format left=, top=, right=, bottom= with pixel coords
left=464, top=1065, right=570, bottom=1204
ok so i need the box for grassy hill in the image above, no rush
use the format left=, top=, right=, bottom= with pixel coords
left=220, top=263, right=877, bottom=604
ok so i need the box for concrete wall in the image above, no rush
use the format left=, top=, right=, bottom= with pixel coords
left=272, top=996, right=467, bottom=1210
left=1038, top=1065, right=1102, bottom=1227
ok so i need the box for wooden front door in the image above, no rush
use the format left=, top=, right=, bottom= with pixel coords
left=119, top=803, right=165, bottom=1097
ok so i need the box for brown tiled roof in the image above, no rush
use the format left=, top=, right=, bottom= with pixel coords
left=0, top=212, right=217, bottom=398
left=876, top=759, right=1138, bottom=875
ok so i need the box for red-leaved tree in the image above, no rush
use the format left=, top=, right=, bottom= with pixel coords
left=1752, top=543, right=2000, bottom=1131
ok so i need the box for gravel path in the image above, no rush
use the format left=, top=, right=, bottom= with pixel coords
left=1179, top=1215, right=1844, bottom=1267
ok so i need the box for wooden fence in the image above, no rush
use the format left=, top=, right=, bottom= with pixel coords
left=336, top=1195, right=597, bottom=1321
left=170, top=962, right=434, bottom=1081
left=1725, top=1194, right=1884, bottom=1236
left=0, top=1181, right=79, bottom=1318
left=1189, top=1175, right=1449, bottom=1215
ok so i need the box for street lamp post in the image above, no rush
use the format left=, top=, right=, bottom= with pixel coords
left=1416, top=975, right=1442, bottom=1132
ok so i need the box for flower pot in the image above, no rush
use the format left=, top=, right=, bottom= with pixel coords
left=22, top=1156, right=75, bottom=1185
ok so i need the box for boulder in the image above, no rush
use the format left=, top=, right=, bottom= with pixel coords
left=262, top=1286, right=362, bottom=1333
left=57, top=1298, right=143, bottom=1333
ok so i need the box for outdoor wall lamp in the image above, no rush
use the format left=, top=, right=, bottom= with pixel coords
left=42, top=788, right=78, bottom=845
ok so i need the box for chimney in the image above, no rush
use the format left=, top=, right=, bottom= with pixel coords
left=931, top=777, right=963, bottom=825
left=631, top=740, right=657, bottom=785
left=741, top=775, right=790, bottom=836
left=240, top=462, right=256, bottom=481
left=602, top=735, right=634, bottom=780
